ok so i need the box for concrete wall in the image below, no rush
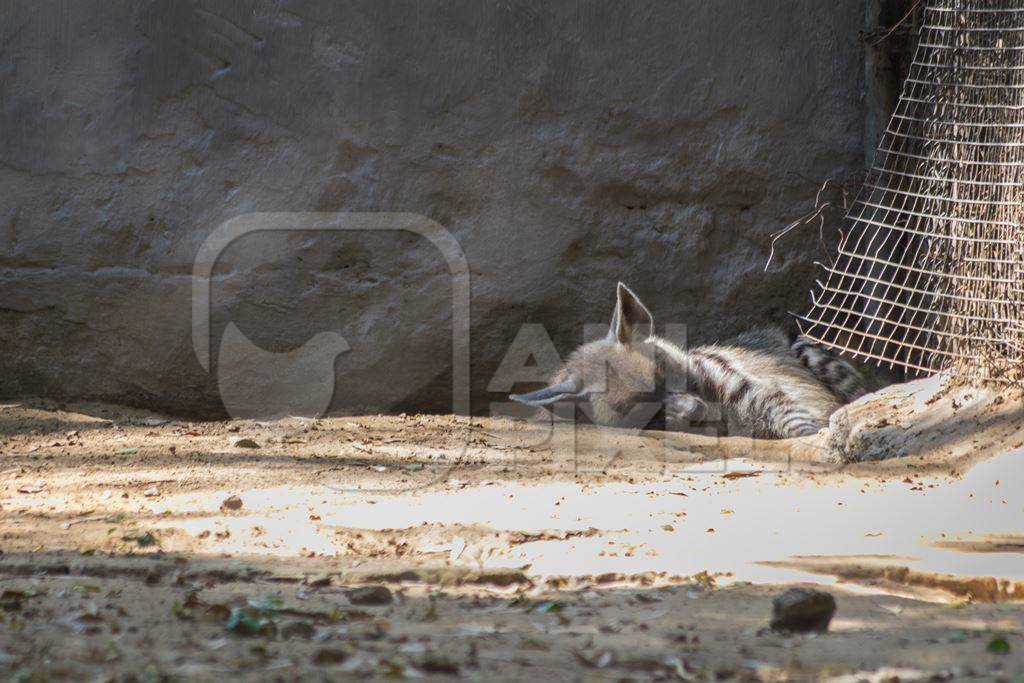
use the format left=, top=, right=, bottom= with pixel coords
left=0, top=1, right=867, bottom=417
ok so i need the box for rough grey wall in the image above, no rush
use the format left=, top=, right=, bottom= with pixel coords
left=0, top=1, right=866, bottom=417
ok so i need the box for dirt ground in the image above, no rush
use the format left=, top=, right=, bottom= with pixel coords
left=2, top=398, right=1024, bottom=681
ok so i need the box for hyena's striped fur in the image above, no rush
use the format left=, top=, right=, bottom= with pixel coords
left=510, top=283, right=867, bottom=439
left=789, top=336, right=867, bottom=404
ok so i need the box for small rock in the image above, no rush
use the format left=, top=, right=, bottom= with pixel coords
left=306, top=574, right=332, bottom=588
left=143, top=487, right=160, bottom=497
left=0, top=590, right=28, bottom=611
left=595, top=572, right=623, bottom=584
left=312, top=645, right=352, bottom=665
left=220, top=495, right=243, bottom=511
left=419, top=652, right=460, bottom=674
left=347, top=585, right=393, bottom=606
left=770, top=587, right=836, bottom=633
left=230, top=437, right=260, bottom=449
left=281, top=620, right=316, bottom=640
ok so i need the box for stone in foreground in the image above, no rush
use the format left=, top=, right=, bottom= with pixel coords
left=770, top=587, right=836, bottom=633
left=347, top=585, right=394, bottom=606
left=220, top=495, right=244, bottom=511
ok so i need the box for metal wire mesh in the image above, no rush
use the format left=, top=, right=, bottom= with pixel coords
left=799, top=0, right=1024, bottom=381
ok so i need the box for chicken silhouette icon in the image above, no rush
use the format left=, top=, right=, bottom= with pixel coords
left=192, top=212, right=470, bottom=426
left=216, top=322, right=350, bottom=419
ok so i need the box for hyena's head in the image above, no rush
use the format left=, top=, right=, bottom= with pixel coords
left=511, top=282, right=701, bottom=430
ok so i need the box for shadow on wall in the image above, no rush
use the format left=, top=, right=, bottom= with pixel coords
left=0, top=1, right=869, bottom=418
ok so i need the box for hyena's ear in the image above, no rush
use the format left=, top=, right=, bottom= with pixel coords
left=509, top=377, right=584, bottom=407
left=610, top=282, right=654, bottom=344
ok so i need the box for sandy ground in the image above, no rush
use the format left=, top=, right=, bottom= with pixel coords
left=2, top=397, right=1024, bottom=681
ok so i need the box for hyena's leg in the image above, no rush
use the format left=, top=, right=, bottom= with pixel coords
left=761, top=390, right=828, bottom=438
left=790, top=337, right=867, bottom=404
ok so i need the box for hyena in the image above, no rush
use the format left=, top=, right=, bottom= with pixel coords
left=510, top=283, right=866, bottom=439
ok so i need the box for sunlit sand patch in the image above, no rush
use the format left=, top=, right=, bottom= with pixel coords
left=135, top=449, right=1024, bottom=599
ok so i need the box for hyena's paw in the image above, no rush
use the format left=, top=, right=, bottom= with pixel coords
left=778, top=414, right=828, bottom=438
left=787, top=423, right=826, bottom=438
left=663, top=393, right=708, bottom=429
left=791, top=338, right=867, bottom=403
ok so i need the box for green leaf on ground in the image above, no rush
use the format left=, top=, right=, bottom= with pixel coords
left=121, top=531, right=158, bottom=547
left=227, top=607, right=265, bottom=636
left=987, top=634, right=1011, bottom=655
left=226, top=607, right=276, bottom=637
left=536, top=601, right=562, bottom=614
left=248, top=593, right=284, bottom=612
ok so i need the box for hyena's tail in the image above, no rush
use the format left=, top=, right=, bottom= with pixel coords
left=790, top=337, right=868, bottom=404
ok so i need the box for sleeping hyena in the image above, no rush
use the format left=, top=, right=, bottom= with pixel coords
left=510, top=283, right=866, bottom=439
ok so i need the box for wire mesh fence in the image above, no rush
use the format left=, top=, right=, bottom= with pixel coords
left=799, top=0, right=1024, bottom=382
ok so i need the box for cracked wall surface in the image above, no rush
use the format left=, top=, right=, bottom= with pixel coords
left=0, top=1, right=866, bottom=417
